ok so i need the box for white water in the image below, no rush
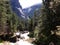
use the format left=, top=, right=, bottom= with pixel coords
left=0, top=31, right=35, bottom=45
left=16, top=32, right=33, bottom=45
left=15, top=31, right=34, bottom=45
left=20, top=31, right=30, bottom=40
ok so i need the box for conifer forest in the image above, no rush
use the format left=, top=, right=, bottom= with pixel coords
left=0, top=0, right=60, bottom=45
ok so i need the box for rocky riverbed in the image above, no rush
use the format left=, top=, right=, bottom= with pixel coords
left=0, top=31, right=35, bottom=45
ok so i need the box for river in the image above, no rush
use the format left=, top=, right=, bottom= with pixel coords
left=0, top=31, right=35, bottom=45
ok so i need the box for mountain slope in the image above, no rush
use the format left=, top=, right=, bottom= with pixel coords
left=10, top=0, right=42, bottom=19
left=10, top=0, right=29, bottom=19
left=23, top=4, right=42, bottom=17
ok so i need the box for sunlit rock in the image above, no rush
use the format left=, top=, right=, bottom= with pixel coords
left=16, top=39, right=34, bottom=45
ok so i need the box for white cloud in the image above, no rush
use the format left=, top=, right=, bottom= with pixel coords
left=19, top=0, right=42, bottom=9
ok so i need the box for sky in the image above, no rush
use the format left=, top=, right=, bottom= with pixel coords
left=19, top=0, right=42, bottom=9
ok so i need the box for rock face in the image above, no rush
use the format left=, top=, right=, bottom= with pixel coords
left=10, top=0, right=28, bottom=19
left=10, top=0, right=42, bottom=19
left=56, top=26, right=60, bottom=36
left=22, top=4, right=42, bottom=17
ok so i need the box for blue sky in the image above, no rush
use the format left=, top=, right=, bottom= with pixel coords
left=19, top=0, right=42, bottom=9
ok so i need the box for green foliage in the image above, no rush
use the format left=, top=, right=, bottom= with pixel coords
left=33, top=0, right=60, bottom=45
left=0, top=0, right=21, bottom=34
left=0, top=0, right=60, bottom=45
left=0, top=39, right=3, bottom=43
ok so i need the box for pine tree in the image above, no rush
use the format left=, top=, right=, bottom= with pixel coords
left=0, top=0, right=20, bottom=35
left=34, top=0, right=60, bottom=45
